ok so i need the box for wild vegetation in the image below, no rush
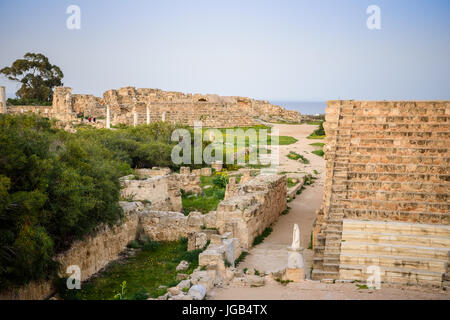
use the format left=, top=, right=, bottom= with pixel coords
left=181, top=172, right=230, bottom=215
left=1, top=53, right=63, bottom=106
left=0, top=114, right=199, bottom=290
left=58, top=238, right=202, bottom=300
left=307, top=122, right=326, bottom=140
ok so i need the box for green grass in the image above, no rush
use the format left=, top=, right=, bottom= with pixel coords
left=276, top=278, right=293, bottom=286
left=182, top=175, right=226, bottom=214
left=275, top=136, right=298, bottom=145
left=282, top=206, right=291, bottom=215
left=287, top=178, right=298, bottom=188
left=312, top=149, right=324, bottom=157
left=307, top=134, right=326, bottom=140
left=287, top=151, right=301, bottom=161
left=57, top=239, right=200, bottom=300
left=235, top=252, right=249, bottom=267
left=309, top=142, right=325, bottom=147
left=308, top=232, right=313, bottom=250
left=253, top=226, right=273, bottom=246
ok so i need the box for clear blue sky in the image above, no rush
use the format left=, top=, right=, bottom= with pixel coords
left=0, top=0, right=449, bottom=101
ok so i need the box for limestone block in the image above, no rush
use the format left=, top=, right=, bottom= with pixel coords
left=188, top=285, right=206, bottom=300
left=168, top=287, right=180, bottom=296
left=285, top=268, right=305, bottom=283
left=177, top=280, right=191, bottom=291
left=176, top=260, right=190, bottom=271
left=201, top=168, right=212, bottom=176
left=188, top=232, right=208, bottom=251
left=187, top=211, right=204, bottom=228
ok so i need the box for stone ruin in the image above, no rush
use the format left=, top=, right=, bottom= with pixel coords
left=1, top=167, right=287, bottom=299
left=313, top=100, right=450, bottom=289
left=3, top=86, right=302, bottom=127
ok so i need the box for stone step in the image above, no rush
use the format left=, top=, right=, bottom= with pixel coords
left=342, top=232, right=450, bottom=249
left=342, top=220, right=450, bottom=238
left=339, top=264, right=444, bottom=287
left=340, top=253, right=447, bottom=273
left=341, top=241, right=450, bottom=260
left=323, top=263, right=340, bottom=272
left=311, top=269, right=339, bottom=281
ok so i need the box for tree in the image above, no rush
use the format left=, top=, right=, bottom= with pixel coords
left=0, top=53, right=64, bottom=104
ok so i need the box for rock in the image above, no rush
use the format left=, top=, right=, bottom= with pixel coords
left=168, top=287, right=180, bottom=296
left=246, top=275, right=265, bottom=287
left=225, top=269, right=235, bottom=281
left=176, top=260, right=190, bottom=271
left=188, top=284, right=207, bottom=300
left=158, top=285, right=167, bottom=290
left=177, top=280, right=191, bottom=291
left=187, top=212, right=204, bottom=227
left=176, top=273, right=189, bottom=281
left=234, top=269, right=244, bottom=278
left=191, top=270, right=215, bottom=290
left=157, top=293, right=169, bottom=300
left=188, top=232, right=208, bottom=251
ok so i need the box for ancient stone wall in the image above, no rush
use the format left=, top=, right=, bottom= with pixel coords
left=313, top=100, right=450, bottom=286
left=6, top=105, right=53, bottom=116
left=120, top=175, right=182, bottom=212
left=5, top=86, right=301, bottom=127
left=139, top=210, right=217, bottom=242
left=216, top=174, right=287, bottom=249
left=0, top=202, right=143, bottom=300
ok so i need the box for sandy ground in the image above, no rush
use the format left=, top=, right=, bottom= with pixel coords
left=209, top=123, right=450, bottom=300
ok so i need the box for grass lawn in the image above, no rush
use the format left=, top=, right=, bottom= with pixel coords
left=182, top=175, right=226, bottom=214
left=310, top=142, right=325, bottom=157
left=287, top=177, right=299, bottom=188
left=58, top=239, right=201, bottom=300
left=287, top=151, right=310, bottom=164
left=312, top=149, right=324, bottom=157
left=309, top=142, right=325, bottom=147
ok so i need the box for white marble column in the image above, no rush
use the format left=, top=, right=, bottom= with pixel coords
left=106, top=105, right=111, bottom=129
left=146, top=106, right=150, bottom=125
left=133, top=112, right=138, bottom=127
left=0, top=86, right=6, bottom=114
left=161, top=111, right=166, bottom=122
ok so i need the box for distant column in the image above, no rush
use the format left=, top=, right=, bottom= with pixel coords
left=134, top=112, right=138, bottom=127
left=146, top=106, right=150, bottom=125
left=106, top=106, right=111, bottom=129
left=162, top=112, right=166, bottom=122
left=0, top=86, right=6, bottom=114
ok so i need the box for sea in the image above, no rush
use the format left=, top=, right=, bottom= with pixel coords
left=269, top=101, right=327, bottom=116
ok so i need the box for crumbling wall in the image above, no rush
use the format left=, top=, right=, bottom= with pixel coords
left=216, top=174, right=287, bottom=249
left=312, top=100, right=450, bottom=284
left=138, top=210, right=216, bottom=242
left=0, top=202, right=143, bottom=300
left=120, top=175, right=182, bottom=212
left=6, top=86, right=301, bottom=127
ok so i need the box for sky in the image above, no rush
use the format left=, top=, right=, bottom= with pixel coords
left=0, top=0, right=449, bottom=103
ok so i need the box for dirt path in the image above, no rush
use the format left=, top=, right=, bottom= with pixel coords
left=209, top=123, right=450, bottom=300
left=234, top=124, right=324, bottom=275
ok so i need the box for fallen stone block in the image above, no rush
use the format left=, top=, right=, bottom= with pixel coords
left=176, top=260, right=190, bottom=271
left=188, top=284, right=207, bottom=300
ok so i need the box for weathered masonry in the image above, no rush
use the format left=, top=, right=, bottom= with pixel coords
left=313, top=101, right=450, bottom=288
left=5, top=86, right=302, bottom=127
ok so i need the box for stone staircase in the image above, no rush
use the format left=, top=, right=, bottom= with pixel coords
left=312, top=101, right=449, bottom=282
left=339, top=219, right=450, bottom=287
